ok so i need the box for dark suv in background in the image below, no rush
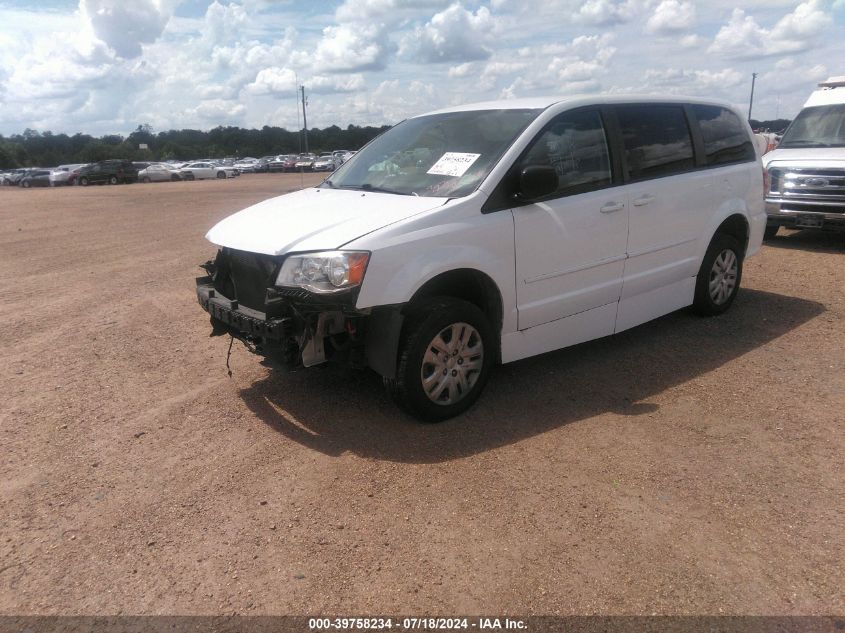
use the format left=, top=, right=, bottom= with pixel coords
left=77, top=160, right=138, bottom=186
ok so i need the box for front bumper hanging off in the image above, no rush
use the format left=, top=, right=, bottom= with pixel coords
left=196, top=277, right=294, bottom=342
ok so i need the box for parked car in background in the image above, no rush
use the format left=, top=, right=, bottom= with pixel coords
left=312, top=153, right=336, bottom=172
left=332, top=150, right=354, bottom=165
left=49, top=164, right=87, bottom=186
left=254, top=156, right=277, bottom=173
left=763, top=76, right=845, bottom=237
left=233, top=158, right=259, bottom=173
left=179, top=162, right=237, bottom=180
left=2, top=168, right=28, bottom=186
left=294, top=154, right=317, bottom=171
left=267, top=155, right=289, bottom=172
left=77, top=160, right=138, bottom=186
left=139, top=163, right=182, bottom=183
left=65, top=165, right=89, bottom=186
left=196, top=95, right=765, bottom=421
left=19, top=169, right=52, bottom=188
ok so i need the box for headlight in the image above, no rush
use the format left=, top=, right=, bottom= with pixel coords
left=276, top=251, right=370, bottom=294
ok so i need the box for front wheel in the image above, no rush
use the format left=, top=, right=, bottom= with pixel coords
left=141, top=176, right=151, bottom=183
left=384, top=297, right=494, bottom=422
left=79, top=177, right=89, bottom=186
left=22, top=180, right=31, bottom=188
left=692, top=233, right=744, bottom=316
left=217, top=171, right=226, bottom=179
left=108, top=175, right=118, bottom=185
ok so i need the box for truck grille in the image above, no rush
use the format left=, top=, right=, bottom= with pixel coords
left=212, top=248, right=281, bottom=312
left=769, top=167, right=845, bottom=214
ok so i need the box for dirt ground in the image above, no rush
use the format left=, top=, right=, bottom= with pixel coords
left=1, top=175, right=843, bottom=616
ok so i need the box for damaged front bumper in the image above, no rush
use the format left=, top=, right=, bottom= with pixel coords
left=196, top=249, right=405, bottom=376
left=196, top=278, right=295, bottom=342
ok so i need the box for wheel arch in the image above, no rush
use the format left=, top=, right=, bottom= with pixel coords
left=365, top=267, right=505, bottom=380
left=713, top=213, right=750, bottom=256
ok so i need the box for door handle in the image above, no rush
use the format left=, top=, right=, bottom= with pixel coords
left=600, top=201, right=625, bottom=214
left=632, top=194, right=655, bottom=207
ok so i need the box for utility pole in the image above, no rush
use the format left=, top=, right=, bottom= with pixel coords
left=748, top=72, right=757, bottom=124
left=300, top=85, right=309, bottom=154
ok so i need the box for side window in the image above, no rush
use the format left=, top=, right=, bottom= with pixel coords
left=616, top=105, right=694, bottom=180
left=519, top=109, right=612, bottom=197
left=692, top=105, right=756, bottom=166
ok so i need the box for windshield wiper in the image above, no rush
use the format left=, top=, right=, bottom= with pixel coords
left=338, top=184, right=414, bottom=196
left=780, top=140, right=831, bottom=148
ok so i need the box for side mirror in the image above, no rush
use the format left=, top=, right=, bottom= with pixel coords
left=519, top=165, right=558, bottom=199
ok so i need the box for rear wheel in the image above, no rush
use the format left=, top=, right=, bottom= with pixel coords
left=79, top=177, right=89, bottom=186
left=692, top=233, right=744, bottom=316
left=22, top=180, right=31, bottom=188
left=763, top=225, right=779, bottom=240
left=108, top=175, right=118, bottom=185
left=384, top=297, right=494, bottom=422
left=217, top=171, right=226, bottom=179
left=141, top=176, right=151, bottom=183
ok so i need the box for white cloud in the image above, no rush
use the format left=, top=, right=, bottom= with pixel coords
left=401, top=4, right=497, bottom=63
left=643, top=67, right=744, bottom=93
left=309, top=74, right=366, bottom=94
left=645, top=0, right=695, bottom=35
left=312, top=23, right=391, bottom=73
left=574, top=0, right=639, bottom=25
left=190, top=99, right=247, bottom=122
left=81, top=0, right=177, bottom=59
left=245, top=67, right=298, bottom=96
left=708, top=0, right=831, bottom=59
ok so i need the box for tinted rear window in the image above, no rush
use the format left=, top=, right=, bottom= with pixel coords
left=616, top=105, right=694, bottom=180
left=693, top=105, right=755, bottom=165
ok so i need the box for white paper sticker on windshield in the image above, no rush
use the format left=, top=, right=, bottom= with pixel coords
left=426, top=152, right=481, bottom=177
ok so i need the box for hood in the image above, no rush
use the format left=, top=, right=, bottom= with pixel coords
left=205, top=187, right=448, bottom=256
left=764, top=147, right=845, bottom=168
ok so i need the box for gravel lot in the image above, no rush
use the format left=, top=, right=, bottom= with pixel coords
left=1, top=175, right=843, bottom=615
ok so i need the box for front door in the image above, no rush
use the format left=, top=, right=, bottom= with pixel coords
left=512, top=108, right=629, bottom=331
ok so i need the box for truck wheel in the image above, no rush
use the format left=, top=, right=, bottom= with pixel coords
left=692, top=233, right=744, bottom=316
left=384, top=297, right=494, bottom=422
left=764, top=225, right=779, bottom=240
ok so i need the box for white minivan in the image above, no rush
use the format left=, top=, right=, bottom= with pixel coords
left=197, top=96, right=765, bottom=421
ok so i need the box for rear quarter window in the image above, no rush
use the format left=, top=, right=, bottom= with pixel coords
left=616, top=105, right=695, bottom=181
left=693, top=105, right=756, bottom=165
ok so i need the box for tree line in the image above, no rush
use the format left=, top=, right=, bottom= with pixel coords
left=0, top=123, right=392, bottom=169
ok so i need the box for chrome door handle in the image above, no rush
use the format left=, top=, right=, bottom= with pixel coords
left=600, top=202, right=625, bottom=213
left=632, top=194, right=655, bottom=207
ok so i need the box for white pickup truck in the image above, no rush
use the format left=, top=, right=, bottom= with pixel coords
left=763, top=76, right=845, bottom=237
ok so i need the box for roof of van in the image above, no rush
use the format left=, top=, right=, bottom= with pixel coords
left=805, top=77, right=845, bottom=108
left=419, top=94, right=740, bottom=116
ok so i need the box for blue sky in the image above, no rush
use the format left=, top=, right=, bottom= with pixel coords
left=0, top=0, right=842, bottom=135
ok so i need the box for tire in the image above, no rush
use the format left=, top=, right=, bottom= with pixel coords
left=217, top=171, right=226, bottom=179
left=763, top=225, right=779, bottom=240
left=384, top=297, right=494, bottom=422
left=22, top=180, right=30, bottom=188
left=79, top=177, right=89, bottom=186
left=108, top=175, right=118, bottom=185
left=692, top=233, right=744, bottom=316
left=142, top=176, right=151, bottom=183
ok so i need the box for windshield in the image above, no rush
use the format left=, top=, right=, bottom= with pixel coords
left=324, top=108, right=541, bottom=197
left=779, top=104, right=845, bottom=148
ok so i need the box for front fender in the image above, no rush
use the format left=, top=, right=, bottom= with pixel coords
left=352, top=211, right=517, bottom=335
